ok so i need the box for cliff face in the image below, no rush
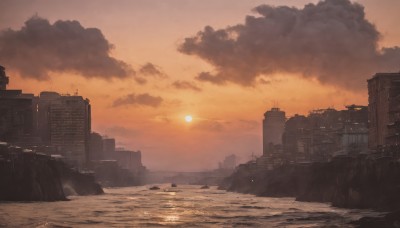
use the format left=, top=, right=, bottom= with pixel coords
left=222, top=157, right=400, bottom=212
left=56, top=162, right=104, bottom=196
left=0, top=153, right=66, bottom=201
left=0, top=150, right=103, bottom=201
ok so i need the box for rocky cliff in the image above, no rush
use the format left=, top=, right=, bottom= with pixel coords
left=221, top=157, right=400, bottom=212
left=0, top=145, right=103, bottom=201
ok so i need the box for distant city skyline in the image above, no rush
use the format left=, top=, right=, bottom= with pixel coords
left=1, top=0, right=400, bottom=171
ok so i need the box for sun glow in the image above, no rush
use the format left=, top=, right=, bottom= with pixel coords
left=185, top=115, right=193, bottom=123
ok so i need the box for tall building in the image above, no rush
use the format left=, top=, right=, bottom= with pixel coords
left=0, top=66, right=37, bottom=143
left=48, top=95, right=91, bottom=167
left=262, top=107, right=286, bottom=156
left=368, top=73, right=400, bottom=149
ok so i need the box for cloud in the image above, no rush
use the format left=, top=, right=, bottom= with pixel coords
left=113, top=93, right=163, bottom=107
left=195, top=71, right=225, bottom=85
left=104, top=126, right=140, bottom=137
left=0, top=16, right=133, bottom=80
left=179, top=0, right=400, bottom=90
left=258, top=78, right=271, bottom=85
left=139, top=62, right=167, bottom=78
left=154, top=115, right=171, bottom=123
left=237, top=119, right=259, bottom=130
left=172, top=80, right=202, bottom=91
left=192, top=119, right=225, bottom=132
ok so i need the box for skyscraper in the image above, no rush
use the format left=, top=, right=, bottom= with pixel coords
left=262, top=107, right=286, bottom=156
left=48, top=95, right=91, bottom=167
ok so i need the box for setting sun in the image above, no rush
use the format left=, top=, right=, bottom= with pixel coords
left=185, top=115, right=193, bottom=123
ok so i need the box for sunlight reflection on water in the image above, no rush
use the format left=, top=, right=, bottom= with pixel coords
left=0, top=185, right=384, bottom=227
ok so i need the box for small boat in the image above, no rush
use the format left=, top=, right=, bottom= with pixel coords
left=149, top=186, right=160, bottom=190
left=200, top=185, right=209, bottom=189
left=164, top=188, right=181, bottom=193
left=171, top=183, right=177, bottom=187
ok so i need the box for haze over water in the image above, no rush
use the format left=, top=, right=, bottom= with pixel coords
left=0, top=185, right=382, bottom=227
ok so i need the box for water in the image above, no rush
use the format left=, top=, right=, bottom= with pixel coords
left=0, top=185, right=383, bottom=227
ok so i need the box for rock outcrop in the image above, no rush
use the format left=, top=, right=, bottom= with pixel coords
left=221, top=157, right=400, bottom=212
left=0, top=144, right=103, bottom=201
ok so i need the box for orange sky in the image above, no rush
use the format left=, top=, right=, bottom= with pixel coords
left=1, top=0, right=399, bottom=171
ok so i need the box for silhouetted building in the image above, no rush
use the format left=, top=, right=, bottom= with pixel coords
left=339, top=123, right=368, bottom=155
left=0, top=65, right=9, bottom=90
left=368, top=73, right=400, bottom=149
left=282, top=114, right=310, bottom=162
left=103, top=138, right=116, bottom=160
left=218, top=154, right=237, bottom=170
left=280, top=105, right=368, bottom=163
left=0, top=67, right=37, bottom=143
left=0, top=91, right=35, bottom=143
left=263, top=107, right=286, bottom=156
left=114, top=149, right=144, bottom=174
left=38, top=92, right=61, bottom=143
left=48, top=95, right=91, bottom=167
left=89, top=132, right=104, bottom=161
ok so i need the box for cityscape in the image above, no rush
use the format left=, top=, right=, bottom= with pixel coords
left=1, top=0, right=400, bottom=227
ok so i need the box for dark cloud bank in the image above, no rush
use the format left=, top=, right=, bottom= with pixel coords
left=179, top=0, right=400, bottom=90
left=0, top=16, right=132, bottom=80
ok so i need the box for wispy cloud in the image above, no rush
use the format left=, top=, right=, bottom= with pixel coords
left=172, top=80, right=202, bottom=92
left=113, top=93, right=163, bottom=108
left=139, top=62, right=167, bottom=78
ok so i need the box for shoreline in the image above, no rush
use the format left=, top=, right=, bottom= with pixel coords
left=219, top=157, right=400, bottom=227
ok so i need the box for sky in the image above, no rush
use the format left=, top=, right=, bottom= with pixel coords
left=1, top=0, right=400, bottom=171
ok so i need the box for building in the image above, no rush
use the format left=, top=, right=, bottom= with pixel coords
left=368, top=73, right=400, bottom=149
left=0, top=65, right=9, bottom=90
left=282, top=114, right=310, bottom=162
left=38, top=91, right=61, bottom=143
left=114, top=149, right=144, bottom=174
left=218, top=154, right=237, bottom=170
left=88, top=132, right=104, bottom=161
left=281, top=105, right=368, bottom=163
left=48, top=95, right=91, bottom=167
left=262, top=107, right=286, bottom=156
left=0, top=66, right=37, bottom=144
left=103, top=138, right=116, bottom=160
